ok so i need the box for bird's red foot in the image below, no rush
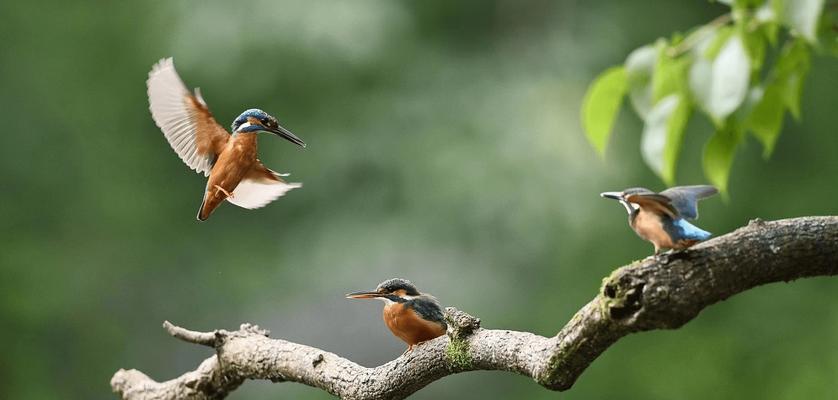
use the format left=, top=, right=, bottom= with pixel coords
left=402, top=345, right=415, bottom=356
left=214, top=185, right=234, bottom=199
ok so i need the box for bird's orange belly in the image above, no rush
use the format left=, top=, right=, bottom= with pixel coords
left=633, top=212, right=676, bottom=249
left=383, top=303, right=446, bottom=346
left=208, top=137, right=258, bottom=195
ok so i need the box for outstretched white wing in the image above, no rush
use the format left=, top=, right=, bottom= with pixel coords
left=147, top=57, right=229, bottom=176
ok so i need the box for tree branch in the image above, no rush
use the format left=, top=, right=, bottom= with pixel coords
left=163, top=321, right=221, bottom=347
left=111, top=216, right=838, bottom=400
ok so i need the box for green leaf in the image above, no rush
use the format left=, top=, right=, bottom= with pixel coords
left=755, top=0, right=779, bottom=23
left=781, top=72, right=804, bottom=120
left=704, top=27, right=734, bottom=60
left=754, top=1, right=780, bottom=45
left=782, top=0, right=824, bottom=43
left=775, top=39, right=811, bottom=119
left=703, top=123, right=743, bottom=195
left=625, top=45, right=657, bottom=120
left=652, top=48, right=689, bottom=103
left=739, top=37, right=810, bottom=158
left=689, top=34, right=751, bottom=123
left=739, top=24, right=767, bottom=71
left=641, top=95, right=691, bottom=184
left=581, top=66, right=628, bottom=156
left=734, top=86, right=762, bottom=124
left=746, top=84, right=785, bottom=157
left=642, top=96, right=678, bottom=180
left=771, top=0, right=785, bottom=23
left=733, top=0, right=765, bottom=7
left=663, top=96, right=692, bottom=183
left=827, top=34, right=838, bottom=57
left=820, top=11, right=838, bottom=56
left=720, top=0, right=764, bottom=7
left=761, top=22, right=780, bottom=46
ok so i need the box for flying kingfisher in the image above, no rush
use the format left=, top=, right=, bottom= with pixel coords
left=600, top=185, right=718, bottom=254
left=146, top=58, right=306, bottom=221
left=347, top=278, right=447, bottom=353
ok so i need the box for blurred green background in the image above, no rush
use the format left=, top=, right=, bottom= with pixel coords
left=1, top=1, right=837, bottom=399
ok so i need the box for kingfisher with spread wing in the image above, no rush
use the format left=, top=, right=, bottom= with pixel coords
left=600, top=185, right=718, bottom=254
left=147, top=58, right=306, bottom=221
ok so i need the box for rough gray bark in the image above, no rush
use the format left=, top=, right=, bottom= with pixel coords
left=111, top=216, right=838, bottom=400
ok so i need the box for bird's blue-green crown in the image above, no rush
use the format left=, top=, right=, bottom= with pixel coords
left=232, top=108, right=275, bottom=133
left=376, top=278, right=420, bottom=296
left=621, top=187, right=655, bottom=197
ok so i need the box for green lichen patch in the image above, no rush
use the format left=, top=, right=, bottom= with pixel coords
left=445, top=338, right=473, bottom=370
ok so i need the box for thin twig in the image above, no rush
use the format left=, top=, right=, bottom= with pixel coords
left=666, top=13, right=733, bottom=58
left=163, top=320, right=219, bottom=347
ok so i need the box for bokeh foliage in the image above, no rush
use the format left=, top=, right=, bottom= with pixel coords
left=0, top=1, right=836, bottom=399
left=582, top=0, right=837, bottom=191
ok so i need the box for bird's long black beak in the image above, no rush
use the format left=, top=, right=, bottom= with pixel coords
left=346, top=290, right=383, bottom=299
left=268, top=124, right=307, bottom=148
left=600, top=191, right=623, bottom=200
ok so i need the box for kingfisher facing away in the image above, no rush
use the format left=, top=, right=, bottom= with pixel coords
left=146, top=58, right=306, bottom=221
left=347, top=278, right=447, bottom=353
left=600, top=185, right=718, bottom=254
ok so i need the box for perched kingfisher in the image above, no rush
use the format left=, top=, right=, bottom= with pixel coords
left=146, top=58, right=306, bottom=221
left=347, top=278, right=447, bottom=353
left=600, top=185, right=718, bottom=254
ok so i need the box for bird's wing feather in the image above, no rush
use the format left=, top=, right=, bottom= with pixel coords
left=670, top=218, right=712, bottom=241
left=406, top=296, right=447, bottom=328
left=147, top=57, right=230, bottom=176
left=660, top=185, right=718, bottom=220
left=625, top=193, right=678, bottom=218
left=226, top=162, right=301, bottom=210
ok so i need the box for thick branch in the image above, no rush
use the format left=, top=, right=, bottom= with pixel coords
left=111, top=216, right=838, bottom=400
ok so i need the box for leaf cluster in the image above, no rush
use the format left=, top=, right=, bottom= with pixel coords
left=582, top=0, right=835, bottom=191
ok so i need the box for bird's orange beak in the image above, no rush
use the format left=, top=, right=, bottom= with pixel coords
left=346, top=290, right=383, bottom=299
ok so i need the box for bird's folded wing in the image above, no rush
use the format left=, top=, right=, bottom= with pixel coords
left=625, top=193, right=678, bottom=218
left=147, top=57, right=230, bottom=176
left=407, top=296, right=446, bottom=328
left=660, top=185, right=718, bottom=220
left=227, top=162, right=301, bottom=210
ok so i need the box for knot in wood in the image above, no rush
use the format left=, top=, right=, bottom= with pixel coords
left=239, top=323, right=270, bottom=337
left=602, top=273, right=645, bottom=320
left=444, top=307, right=481, bottom=340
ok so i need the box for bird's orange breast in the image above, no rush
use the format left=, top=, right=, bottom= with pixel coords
left=208, top=135, right=257, bottom=189
left=632, top=210, right=676, bottom=249
left=198, top=134, right=259, bottom=220
left=382, top=303, right=446, bottom=346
